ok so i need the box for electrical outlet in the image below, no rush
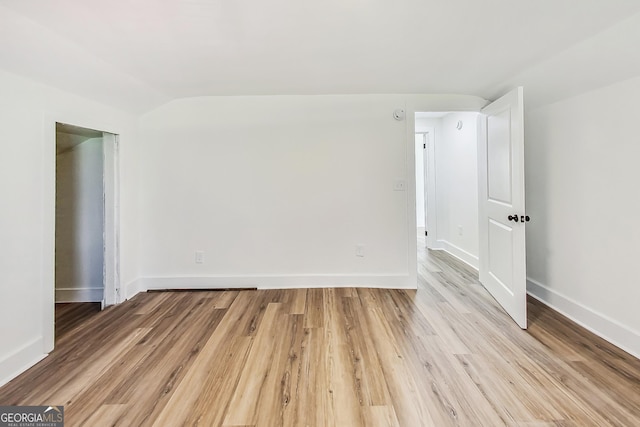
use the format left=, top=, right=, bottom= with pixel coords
left=195, top=251, right=204, bottom=264
left=356, top=244, right=365, bottom=257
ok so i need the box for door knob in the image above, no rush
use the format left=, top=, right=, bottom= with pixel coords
left=508, top=215, right=519, bottom=222
left=521, top=215, right=530, bottom=222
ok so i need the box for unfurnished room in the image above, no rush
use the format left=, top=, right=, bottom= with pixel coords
left=0, top=1, right=639, bottom=426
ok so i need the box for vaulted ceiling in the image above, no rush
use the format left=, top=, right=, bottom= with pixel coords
left=1, top=0, right=639, bottom=112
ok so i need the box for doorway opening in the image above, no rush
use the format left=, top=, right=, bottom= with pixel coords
left=54, top=123, right=120, bottom=341
left=411, top=87, right=527, bottom=329
left=414, top=111, right=480, bottom=270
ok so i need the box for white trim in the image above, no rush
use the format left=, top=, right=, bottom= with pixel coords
left=0, top=337, right=47, bottom=388
left=143, top=274, right=412, bottom=290
left=527, top=277, right=640, bottom=359
left=102, top=132, right=121, bottom=307
left=41, top=115, right=56, bottom=354
left=55, top=287, right=104, bottom=303
left=405, top=103, right=418, bottom=291
left=424, top=129, right=437, bottom=249
left=435, top=241, right=479, bottom=270
left=125, top=278, right=145, bottom=300
left=415, top=129, right=438, bottom=249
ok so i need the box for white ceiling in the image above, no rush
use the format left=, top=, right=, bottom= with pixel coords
left=2, top=0, right=640, bottom=112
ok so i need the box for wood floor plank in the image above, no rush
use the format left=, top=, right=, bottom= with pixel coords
left=46, top=327, right=151, bottom=409
left=55, top=302, right=101, bottom=339
left=322, top=288, right=366, bottom=427
left=172, top=336, right=253, bottom=427
left=303, top=288, right=324, bottom=328
left=212, top=290, right=240, bottom=309
left=276, top=313, right=307, bottom=427
left=454, top=353, right=533, bottom=424
left=289, top=288, right=307, bottom=315
left=362, top=405, right=401, bottom=427
left=358, top=288, right=441, bottom=426
left=341, top=292, right=392, bottom=406
left=133, top=291, right=172, bottom=315
left=80, top=404, right=129, bottom=426
left=100, top=297, right=226, bottom=426
left=291, top=326, right=331, bottom=426
left=151, top=292, right=259, bottom=426
left=224, top=303, right=286, bottom=426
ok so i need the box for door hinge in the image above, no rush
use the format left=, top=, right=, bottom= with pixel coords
left=425, top=230, right=428, bottom=236
left=423, top=143, right=426, bottom=149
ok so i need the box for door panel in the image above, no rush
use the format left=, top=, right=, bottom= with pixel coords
left=479, top=87, right=527, bottom=329
left=487, top=108, right=512, bottom=204
left=488, top=219, right=514, bottom=294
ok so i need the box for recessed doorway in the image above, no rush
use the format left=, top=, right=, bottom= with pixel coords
left=414, top=111, right=480, bottom=270
left=54, top=122, right=120, bottom=340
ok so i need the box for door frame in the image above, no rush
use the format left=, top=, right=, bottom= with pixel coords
left=102, top=133, right=121, bottom=307
left=415, top=130, right=437, bottom=248
left=405, top=103, right=484, bottom=290
left=42, top=115, right=121, bottom=353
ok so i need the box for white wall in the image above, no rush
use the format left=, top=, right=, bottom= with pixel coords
left=0, top=68, right=140, bottom=386
left=526, top=75, right=640, bottom=358
left=138, top=95, right=485, bottom=290
left=415, top=117, right=440, bottom=134
left=55, top=137, right=105, bottom=303
left=433, top=113, right=480, bottom=268
left=138, top=95, right=407, bottom=288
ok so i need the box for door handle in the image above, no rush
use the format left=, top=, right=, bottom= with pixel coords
left=508, top=214, right=530, bottom=223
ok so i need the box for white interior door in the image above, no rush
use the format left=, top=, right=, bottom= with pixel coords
left=478, top=87, right=527, bottom=329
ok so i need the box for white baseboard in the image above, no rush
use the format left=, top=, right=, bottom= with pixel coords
left=142, top=274, right=413, bottom=291
left=0, top=337, right=47, bottom=388
left=55, top=287, right=103, bottom=303
left=436, top=240, right=479, bottom=270
left=124, top=278, right=145, bottom=301
left=527, top=277, right=640, bottom=359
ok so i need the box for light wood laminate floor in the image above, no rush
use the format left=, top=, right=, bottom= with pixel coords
left=1, top=242, right=638, bottom=426
left=55, top=302, right=101, bottom=340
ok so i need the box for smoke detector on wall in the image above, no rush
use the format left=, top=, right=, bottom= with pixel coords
left=393, top=109, right=405, bottom=121
left=456, top=120, right=463, bottom=130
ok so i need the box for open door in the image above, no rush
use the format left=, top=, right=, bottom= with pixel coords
left=478, top=87, right=527, bottom=328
